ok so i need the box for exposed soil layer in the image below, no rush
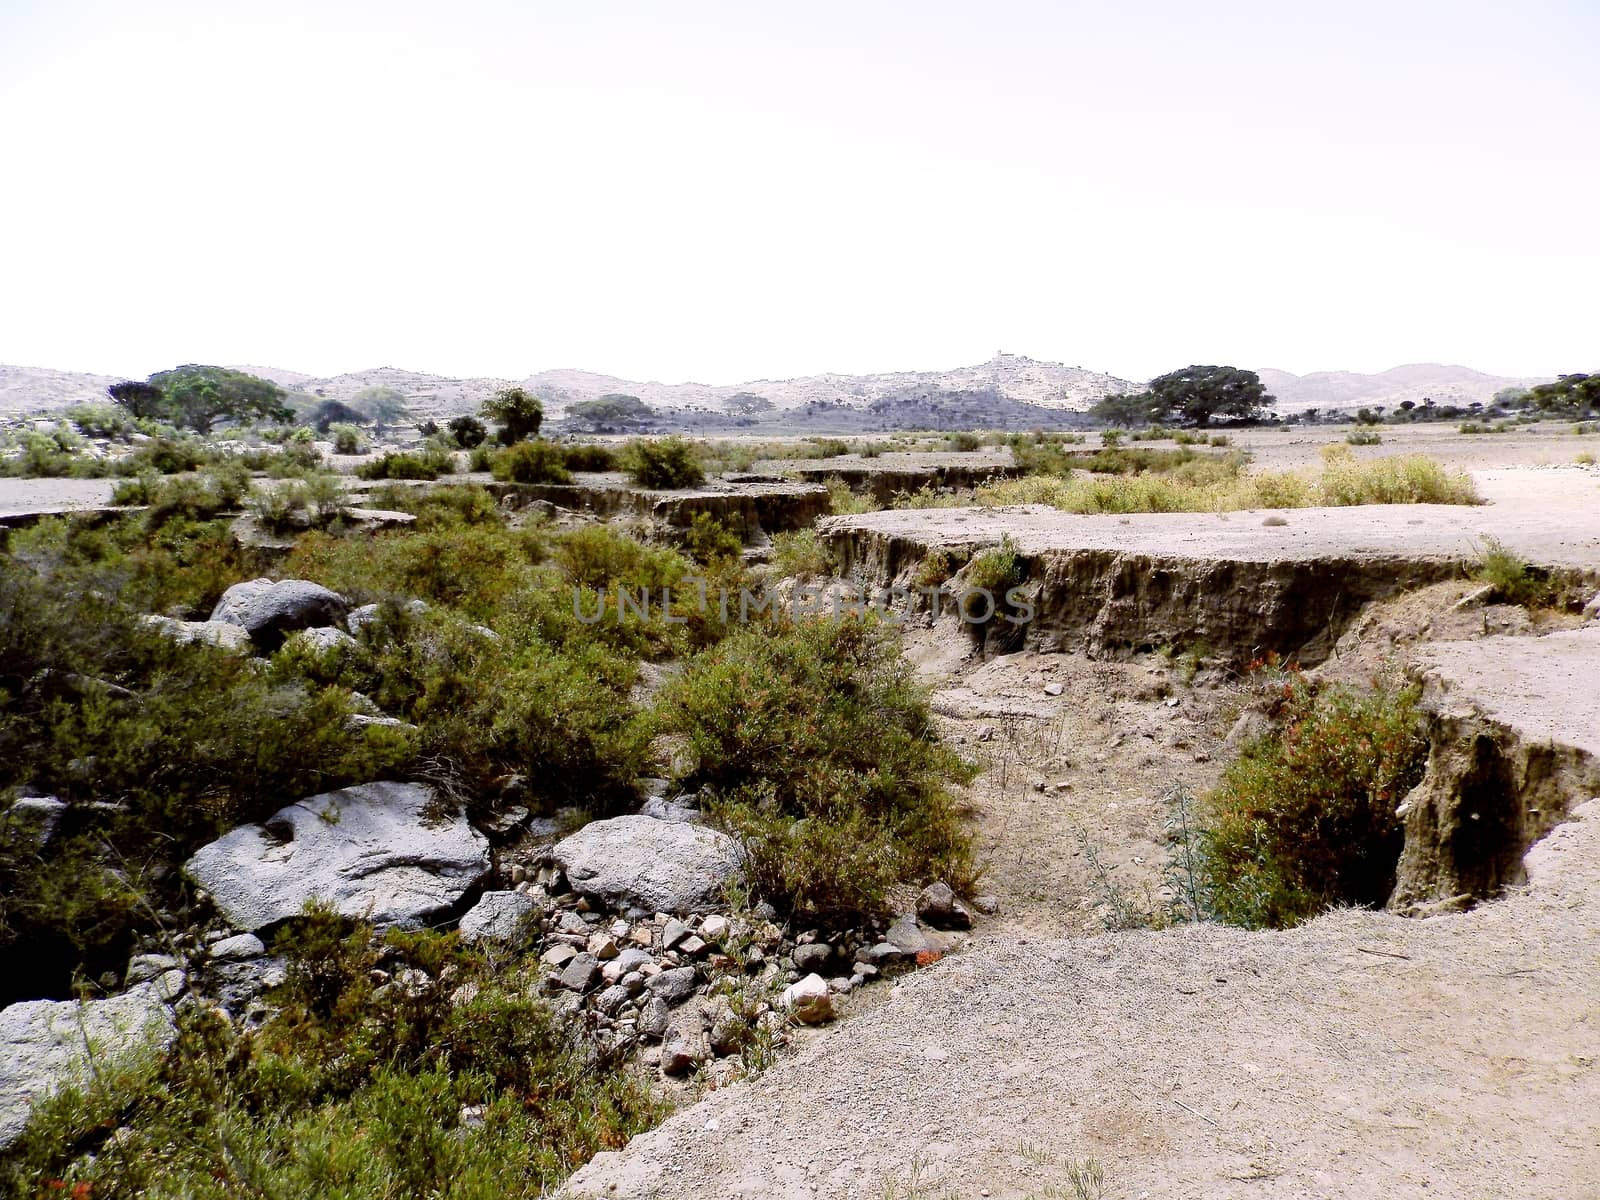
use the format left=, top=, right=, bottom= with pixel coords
left=1393, top=626, right=1600, bottom=910
left=566, top=799, right=1600, bottom=1200
left=821, top=472, right=1600, bottom=664
left=482, top=474, right=831, bottom=538
left=766, top=449, right=1022, bottom=503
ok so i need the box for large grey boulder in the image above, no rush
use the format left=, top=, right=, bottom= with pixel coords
left=552, top=814, right=741, bottom=914
left=210, top=578, right=350, bottom=649
left=184, top=782, right=489, bottom=931
left=0, top=978, right=179, bottom=1151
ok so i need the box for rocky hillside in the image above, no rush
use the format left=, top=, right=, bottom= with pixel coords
left=0, top=356, right=1135, bottom=421
left=0, top=364, right=121, bottom=415
left=3, top=356, right=1557, bottom=423
left=1259, top=364, right=1552, bottom=414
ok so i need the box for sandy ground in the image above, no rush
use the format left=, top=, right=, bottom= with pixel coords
left=1228, top=421, right=1600, bottom=473
left=0, top=476, right=116, bottom=516
left=821, top=468, right=1600, bottom=573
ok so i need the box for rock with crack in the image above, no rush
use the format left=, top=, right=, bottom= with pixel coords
left=210, top=578, right=351, bottom=649
left=552, top=814, right=741, bottom=914
left=0, top=977, right=180, bottom=1151
left=458, top=891, right=539, bottom=944
left=184, top=782, right=489, bottom=931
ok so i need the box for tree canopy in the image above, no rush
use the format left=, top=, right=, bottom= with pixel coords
left=1521, top=373, right=1598, bottom=414
left=350, top=385, right=409, bottom=428
left=480, top=387, right=544, bottom=444
left=1145, top=365, right=1270, bottom=426
left=567, top=394, right=654, bottom=429
left=1086, top=391, right=1162, bottom=427
left=106, top=380, right=167, bottom=421
left=1090, top=365, right=1271, bottom=427
left=109, top=366, right=291, bottom=433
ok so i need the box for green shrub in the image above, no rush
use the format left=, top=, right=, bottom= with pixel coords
left=621, top=437, right=705, bottom=489
left=806, top=437, right=849, bottom=458
left=329, top=422, right=366, bottom=454
left=553, top=524, right=688, bottom=592
left=5, top=910, right=662, bottom=1198
left=944, top=432, right=982, bottom=452
left=327, top=606, right=648, bottom=813
left=111, top=435, right=211, bottom=476
left=448, top=414, right=489, bottom=448
left=1474, top=536, right=1552, bottom=607
left=66, top=403, right=135, bottom=440
left=911, top=549, right=958, bottom=590
left=958, top=536, right=1028, bottom=632
left=559, top=442, right=617, bottom=472
left=111, top=463, right=251, bottom=529
left=823, top=475, right=873, bottom=515
left=490, top=439, right=573, bottom=484
left=0, top=566, right=410, bottom=998
left=357, top=450, right=455, bottom=480
left=287, top=524, right=546, bottom=621
left=658, top=616, right=976, bottom=923
left=1345, top=428, right=1382, bottom=445
left=681, top=511, right=743, bottom=565
left=1199, top=673, right=1427, bottom=928
left=769, top=529, right=834, bottom=579
left=250, top=474, right=346, bottom=532
left=366, top=482, right=504, bottom=530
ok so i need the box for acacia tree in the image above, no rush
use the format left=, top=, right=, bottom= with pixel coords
left=480, top=387, right=544, bottom=445
left=106, top=380, right=166, bottom=421
left=1143, top=365, right=1271, bottom=426
left=1087, top=391, right=1162, bottom=427
left=110, top=366, right=291, bottom=433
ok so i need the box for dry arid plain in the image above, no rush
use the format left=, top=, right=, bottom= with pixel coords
left=2, top=416, right=1598, bottom=1199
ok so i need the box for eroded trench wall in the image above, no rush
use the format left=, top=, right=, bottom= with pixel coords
left=824, top=524, right=1466, bottom=665
left=1392, top=701, right=1600, bottom=910
left=825, top=521, right=1600, bottom=912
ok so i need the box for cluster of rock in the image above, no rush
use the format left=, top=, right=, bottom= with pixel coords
left=470, top=816, right=983, bottom=1080
left=1, top=771, right=990, bottom=1145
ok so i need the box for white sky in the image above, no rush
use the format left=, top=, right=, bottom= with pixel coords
left=1, top=0, right=1595, bottom=385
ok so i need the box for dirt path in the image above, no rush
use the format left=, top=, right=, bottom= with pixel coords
left=565, top=799, right=1600, bottom=1199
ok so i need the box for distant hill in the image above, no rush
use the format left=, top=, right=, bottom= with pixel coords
left=0, top=355, right=1559, bottom=425
left=0, top=355, right=1136, bottom=423
left=279, top=355, right=1136, bottom=420
left=1257, top=364, right=1552, bottom=414
left=0, top=364, right=121, bottom=415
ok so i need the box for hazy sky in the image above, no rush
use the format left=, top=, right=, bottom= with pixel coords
left=1, top=0, right=1595, bottom=385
